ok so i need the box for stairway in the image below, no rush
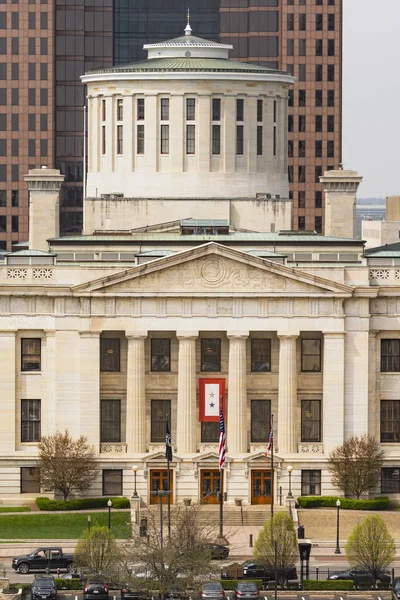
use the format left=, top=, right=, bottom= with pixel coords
left=143, top=504, right=287, bottom=527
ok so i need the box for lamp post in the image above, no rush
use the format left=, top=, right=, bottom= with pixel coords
left=132, top=464, right=138, bottom=497
left=287, top=465, right=294, bottom=498
left=87, top=514, right=91, bottom=532
left=335, top=499, right=341, bottom=554
left=107, top=499, right=112, bottom=530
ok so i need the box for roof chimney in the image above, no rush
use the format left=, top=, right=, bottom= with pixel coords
left=320, top=169, right=362, bottom=239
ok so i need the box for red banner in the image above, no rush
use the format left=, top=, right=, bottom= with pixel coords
left=199, top=378, right=226, bottom=422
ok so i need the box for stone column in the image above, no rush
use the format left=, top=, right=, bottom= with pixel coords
left=344, top=329, right=369, bottom=440
left=0, top=331, right=16, bottom=452
left=79, top=331, right=101, bottom=445
left=277, top=333, right=298, bottom=454
left=323, top=332, right=345, bottom=453
left=176, top=332, right=198, bottom=454
left=227, top=332, right=249, bottom=454
left=126, top=332, right=147, bottom=454
left=44, top=330, right=56, bottom=436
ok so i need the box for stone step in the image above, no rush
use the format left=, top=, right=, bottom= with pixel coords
left=143, top=504, right=287, bottom=527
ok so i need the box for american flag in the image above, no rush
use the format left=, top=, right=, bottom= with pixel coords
left=218, top=400, right=226, bottom=470
left=266, top=417, right=273, bottom=456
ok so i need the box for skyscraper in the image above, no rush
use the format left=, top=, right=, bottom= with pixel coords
left=0, top=0, right=341, bottom=249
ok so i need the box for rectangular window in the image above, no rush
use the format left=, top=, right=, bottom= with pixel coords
left=28, top=88, right=35, bottom=106
left=257, top=99, right=263, bottom=122
left=301, top=400, right=321, bottom=442
left=28, top=139, right=36, bottom=156
left=328, top=64, right=335, bottom=81
left=381, top=401, right=400, bottom=442
left=315, top=140, right=322, bottom=158
left=288, top=115, right=293, bottom=132
left=12, top=164, right=18, bottom=182
left=288, top=140, right=293, bottom=158
left=288, top=166, right=293, bottom=183
left=327, top=115, right=335, bottom=132
left=327, top=90, right=335, bottom=106
left=298, top=165, right=306, bottom=183
left=186, top=124, right=195, bottom=155
left=102, top=126, right=106, bottom=154
left=40, top=88, right=47, bottom=106
left=381, top=468, right=400, bottom=493
left=117, top=99, right=123, bottom=121
left=315, top=165, right=323, bottom=182
left=298, top=64, right=306, bottom=82
left=299, top=39, right=306, bottom=56
left=299, top=13, right=306, bottom=30
left=236, top=99, right=244, bottom=122
left=316, top=39, right=323, bottom=56
left=102, top=470, right=122, bottom=496
left=315, top=90, right=323, bottom=107
left=287, top=39, right=294, bottom=56
left=40, top=114, right=47, bottom=132
left=301, top=470, right=321, bottom=496
left=101, top=99, right=106, bottom=121
left=251, top=339, right=271, bottom=372
left=251, top=399, right=271, bottom=443
left=315, top=191, right=322, bottom=208
left=299, top=90, right=306, bottom=107
left=236, top=125, right=244, bottom=155
left=212, top=98, right=221, bottom=121
left=257, top=126, right=263, bottom=156
left=161, top=124, right=169, bottom=154
left=328, top=39, right=335, bottom=56
left=161, top=98, right=169, bottom=121
left=316, top=64, right=323, bottom=81
left=273, top=126, right=277, bottom=155
left=12, top=63, right=19, bottom=80
left=40, top=37, right=47, bottom=55
left=137, top=98, right=145, bottom=120
left=328, top=14, right=335, bottom=30
left=299, top=140, right=306, bottom=158
left=12, top=215, right=18, bottom=232
left=21, top=338, right=41, bottom=371
left=12, top=12, right=19, bottom=29
left=316, top=14, right=323, bottom=30
left=100, top=338, right=120, bottom=372
left=315, top=216, right=322, bottom=233
left=40, top=11, right=48, bottom=29
left=315, top=115, right=322, bottom=132
left=137, top=124, right=144, bottom=154
left=327, top=140, right=334, bottom=158
left=12, top=37, right=19, bottom=55
left=288, top=90, right=293, bottom=107
left=21, top=467, right=40, bottom=493
left=151, top=339, right=171, bottom=372
left=186, top=98, right=195, bottom=121
left=151, top=399, right=171, bottom=442
left=28, top=11, right=36, bottom=28
left=298, top=191, right=306, bottom=208
left=301, top=339, right=321, bottom=372
left=21, top=399, right=41, bottom=442
left=28, top=63, right=36, bottom=80
left=201, top=422, right=219, bottom=443
left=100, top=400, right=121, bottom=443
left=212, top=125, right=220, bottom=155
left=287, top=13, right=294, bottom=30
left=117, top=125, right=123, bottom=154
left=12, top=190, right=18, bottom=207
left=40, top=63, right=48, bottom=81
left=381, top=340, right=400, bottom=372
left=201, top=338, right=221, bottom=372
left=298, top=216, right=305, bottom=231
left=0, top=190, right=5, bottom=206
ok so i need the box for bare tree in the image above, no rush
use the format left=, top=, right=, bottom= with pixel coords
left=125, top=504, right=218, bottom=595
left=74, top=526, right=122, bottom=584
left=38, top=430, right=98, bottom=500
left=253, top=513, right=298, bottom=587
left=328, top=434, right=385, bottom=499
left=345, top=515, right=395, bottom=586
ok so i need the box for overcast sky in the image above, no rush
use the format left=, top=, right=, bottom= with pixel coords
left=343, top=0, right=400, bottom=198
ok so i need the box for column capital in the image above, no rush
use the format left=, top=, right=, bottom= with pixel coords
left=277, top=331, right=299, bottom=340
left=126, top=331, right=147, bottom=339
left=79, top=330, right=101, bottom=338
left=323, top=331, right=345, bottom=339
left=177, top=331, right=198, bottom=340
left=227, top=331, right=249, bottom=339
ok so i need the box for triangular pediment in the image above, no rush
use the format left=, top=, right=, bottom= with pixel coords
left=73, top=243, right=353, bottom=297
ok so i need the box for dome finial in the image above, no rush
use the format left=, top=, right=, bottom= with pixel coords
left=184, top=7, right=192, bottom=36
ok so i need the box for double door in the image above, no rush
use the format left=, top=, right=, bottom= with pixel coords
left=251, top=470, right=271, bottom=504
left=150, top=470, right=173, bottom=505
left=201, top=470, right=222, bottom=504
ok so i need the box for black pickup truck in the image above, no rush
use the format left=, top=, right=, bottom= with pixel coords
left=12, top=547, right=74, bottom=574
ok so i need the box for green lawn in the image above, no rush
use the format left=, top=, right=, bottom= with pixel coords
left=0, top=511, right=131, bottom=539
left=0, top=507, right=31, bottom=513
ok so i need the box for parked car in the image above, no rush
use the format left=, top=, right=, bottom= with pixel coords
left=121, top=589, right=151, bottom=600
left=328, top=569, right=391, bottom=586
left=83, top=582, right=109, bottom=600
left=200, top=582, right=225, bottom=600
left=12, top=547, right=74, bottom=574
left=392, top=579, right=400, bottom=599
left=233, top=582, right=260, bottom=600
left=208, top=543, right=229, bottom=560
left=164, top=591, right=187, bottom=600
left=31, top=576, right=57, bottom=600
left=242, top=561, right=297, bottom=584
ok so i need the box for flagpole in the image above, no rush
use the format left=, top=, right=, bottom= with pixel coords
left=270, top=413, right=274, bottom=519
left=218, top=395, right=226, bottom=541
left=219, top=466, right=224, bottom=538
left=166, top=416, right=171, bottom=538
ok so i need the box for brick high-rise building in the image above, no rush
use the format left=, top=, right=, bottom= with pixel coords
left=1, top=0, right=341, bottom=249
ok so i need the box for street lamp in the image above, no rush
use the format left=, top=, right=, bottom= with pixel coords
left=132, top=464, right=139, bottom=497
left=287, top=465, right=294, bottom=498
left=107, top=499, right=112, bottom=530
left=335, top=499, right=341, bottom=554
left=87, top=514, right=91, bottom=531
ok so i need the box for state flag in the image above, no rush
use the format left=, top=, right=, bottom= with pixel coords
left=199, top=378, right=226, bottom=422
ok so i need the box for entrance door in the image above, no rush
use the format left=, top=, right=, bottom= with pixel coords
left=251, top=470, right=271, bottom=504
left=201, top=470, right=222, bottom=504
left=150, top=469, right=173, bottom=505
